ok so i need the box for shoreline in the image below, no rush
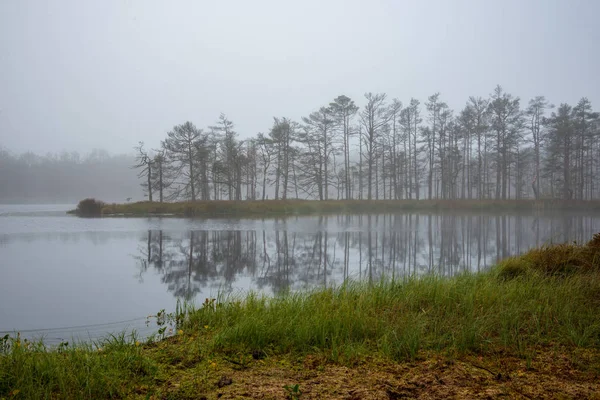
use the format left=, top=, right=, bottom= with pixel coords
left=69, top=198, right=600, bottom=218
left=2, top=236, right=600, bottom=398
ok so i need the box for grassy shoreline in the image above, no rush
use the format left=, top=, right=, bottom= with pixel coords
left=69, top=198, right=600, bottom=217
left=2, top=236, right=600, bottom=398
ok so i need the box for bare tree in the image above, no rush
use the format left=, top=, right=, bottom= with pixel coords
left=526, top=96, right=552, bottom=199
left=400, top=99, right=422, bottom=199
left=301, top=106, right=337, bottom=200
left=388, top=99, right=403, bottom=199
left=488, top=85, right=524, bottom=199
left=162, top=121, right=204, bottom=201
left=359, top=93, right=390, bottom=200
left=211, top=113, right=245, bottom=200
left=544, top=104, right=575, bottom=199
left=572, top=98, right=599, bottom=199
left=269, top=118, right=296, bottom=199
left=461, top=97, right=489, bottom=199
left=330, top=95, right=359, bottom=199
left=151, top=149, right=173, bottom=202
left=244, top=139, right=258, bottom=200
left=133, top=141, right=153, bottom=202
left=424, top=93, right=449, bottom=199
left=256, top=133, right=274, bottom=200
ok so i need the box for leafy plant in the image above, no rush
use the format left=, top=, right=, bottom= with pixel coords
left=283, top=383, right=302, bottom=399
left=146, top=300, right=191, bottom=341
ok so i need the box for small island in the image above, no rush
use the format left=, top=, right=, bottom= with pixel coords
left=69, top=198, right=600, bottom=218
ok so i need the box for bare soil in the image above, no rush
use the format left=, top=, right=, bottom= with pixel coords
left=149, top=346, right=600, bottom=399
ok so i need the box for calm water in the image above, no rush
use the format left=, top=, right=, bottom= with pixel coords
left=1, top=204, right=600, bottom=344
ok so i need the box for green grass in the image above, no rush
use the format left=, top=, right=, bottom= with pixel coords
left=2, top=235, right=600, bottom=398
left=0, top=333, right=156, bottom=399
left=70, top=198, right=600, bottom=218
left=188, top=261, right=600, bottom=362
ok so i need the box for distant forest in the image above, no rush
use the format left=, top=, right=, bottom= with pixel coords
left=134, top=85, right=600, bottom=202
left=0, top=148, right=142, bottom=204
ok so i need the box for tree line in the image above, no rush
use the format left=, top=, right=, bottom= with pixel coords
left=135, top=85, right=600, bottom=202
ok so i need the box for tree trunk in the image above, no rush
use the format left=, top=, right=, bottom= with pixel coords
left=158, top=162, right=163, bottom=202
left=187, top=144, right=196, bottom=201
left=147, top=162, right=153, bottom=202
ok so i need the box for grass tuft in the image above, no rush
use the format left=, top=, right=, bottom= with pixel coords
left=0, top=332, right=156, bottom=399
left=497, top=236, right=600, bottom=278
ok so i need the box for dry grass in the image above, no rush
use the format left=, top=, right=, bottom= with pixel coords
left=135, top=337, right=600, bottom=399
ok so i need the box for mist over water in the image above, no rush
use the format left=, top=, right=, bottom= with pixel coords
left=1, top=205, right=599, bottom=344
left=0, top=152, right=143, bottom=204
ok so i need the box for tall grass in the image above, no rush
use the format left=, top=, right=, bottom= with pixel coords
left=0, top=332, right=156, bottom=399
left=184, top=270, right=600, bottom=362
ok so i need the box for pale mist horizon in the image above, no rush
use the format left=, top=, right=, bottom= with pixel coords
left=1, top=0, right=599, bottom=156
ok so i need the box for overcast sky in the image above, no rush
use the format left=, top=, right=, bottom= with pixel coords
left=1, top=0, right=598, bottom=155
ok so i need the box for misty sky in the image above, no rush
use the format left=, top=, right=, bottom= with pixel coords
left=1, top=0, right=598, bottom=155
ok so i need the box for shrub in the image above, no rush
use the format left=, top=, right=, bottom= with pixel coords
left=520, top=239, right=600, bottom=276
left=588, top=233, right=600, bottom=249
left=497, top=257, right=530, bottom=280
left=75, top=198, right=106, bottom=217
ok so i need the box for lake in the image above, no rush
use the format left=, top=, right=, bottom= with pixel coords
left=1, top=204, right=599, bottom=344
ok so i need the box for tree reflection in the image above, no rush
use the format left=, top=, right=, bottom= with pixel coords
left=135, top=212, right=600, bottom=300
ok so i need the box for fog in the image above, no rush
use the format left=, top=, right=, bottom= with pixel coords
left=0, top=149, right=143, bottom=204
left=1, top=1, right=600, bottom=204
left=1, top=0, right=598, bottom=156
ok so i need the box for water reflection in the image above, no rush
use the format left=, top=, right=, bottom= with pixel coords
left=136, top=213, right=600, bottom=299
left=2, top=211, right=600, bottom=342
